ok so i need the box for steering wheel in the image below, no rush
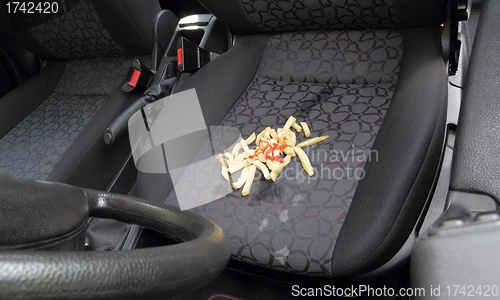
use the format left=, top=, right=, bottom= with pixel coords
left=0, top=176, right=230, bottom=299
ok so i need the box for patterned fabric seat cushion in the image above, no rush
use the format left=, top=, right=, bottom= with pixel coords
left=162, top=29, right=404, bottom=276
left=0, top=57, right=132, bottom=180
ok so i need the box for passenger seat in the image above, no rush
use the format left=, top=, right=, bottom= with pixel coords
left=0, top=0, right=176, bottom=190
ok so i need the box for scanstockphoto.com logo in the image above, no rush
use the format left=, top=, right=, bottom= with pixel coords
left=128, top=89, right=378, bottom=210
left=292, top=285, right=426, bottom=298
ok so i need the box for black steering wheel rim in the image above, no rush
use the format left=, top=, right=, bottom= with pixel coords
left=0, top=182, right=230, bottom=300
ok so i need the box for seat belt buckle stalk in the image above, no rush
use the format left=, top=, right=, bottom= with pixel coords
left=122, top=59, right=155, bottom=93
left=176, top=37, right=219, bottom=73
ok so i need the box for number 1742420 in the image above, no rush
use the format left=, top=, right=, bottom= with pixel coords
left=5, top=2, right=59, bottom=14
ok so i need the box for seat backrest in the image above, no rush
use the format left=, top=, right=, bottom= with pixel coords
left=0, top=0, right=163, bottom=59
left=199, top=0, right=447, bottom=34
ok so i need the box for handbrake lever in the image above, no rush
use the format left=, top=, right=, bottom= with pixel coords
left=104, top=76, right=176, bottom=145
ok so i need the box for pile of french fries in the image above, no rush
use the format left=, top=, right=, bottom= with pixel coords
left=216, top=116, right=329, bottom=196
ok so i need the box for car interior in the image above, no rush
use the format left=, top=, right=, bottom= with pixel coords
left=0, top=0, right=498, bottom=299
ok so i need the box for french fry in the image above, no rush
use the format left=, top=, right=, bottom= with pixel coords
left=221, top=166, right=230, bottom=181
left=269, top=166, right=284, bottom=182
left=278, top=128, right=290, bottom=139
left=217, top=115, right=328, bottom=196
left=283, top=147, right=295, bottom=156
left=240, top=138, right=251, bottom=153
left=233, top=154, right=245, bottom=162
left=218, top=152, right=231, bottom=182
left=283, top=155, right=292, bottom=166
left=246, top=132, right=256, bottom=145
left=228, top=160, right=246, bottom=173
left=242, top=165, right=256, bottom=196
left=294, top=146, right=314, bottom=176
left=270, top=165, right=285, bottom=182
left=270, top=171, right=278, bottom=182
left=232, top=143, right=242, bottom=156
left=256, top=129, right=265, bottom=146
left=245, top=149, right=255, bottom=156
left=283, top=116, right=296, bottom=130
left=266, top=160, right=282, bottom=173
left=232, top=166, right=249, bottom=189
left=300, top=122, right=311, bottom=137
left=216, top=152, right=233, bottom=161
left=216, top=153, right=233, bottom=166
left=252, top=160, right=270, bottom=179
left=269, top=128, right=278, bottom=139
left=296, top=135, right=329, bottom=148
left=292, top=122, right=302, bottom=132
left=285, top=131, right=296, bottom=146
left=264, top=127, right=271, bottom=139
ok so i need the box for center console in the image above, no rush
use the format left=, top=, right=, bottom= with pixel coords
left=90, top=14, right=231, bottom=251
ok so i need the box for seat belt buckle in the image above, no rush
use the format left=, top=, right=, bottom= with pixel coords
left=176, top=37, right=219, bottom=73
left=122, top=59, right=155, bottom=93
